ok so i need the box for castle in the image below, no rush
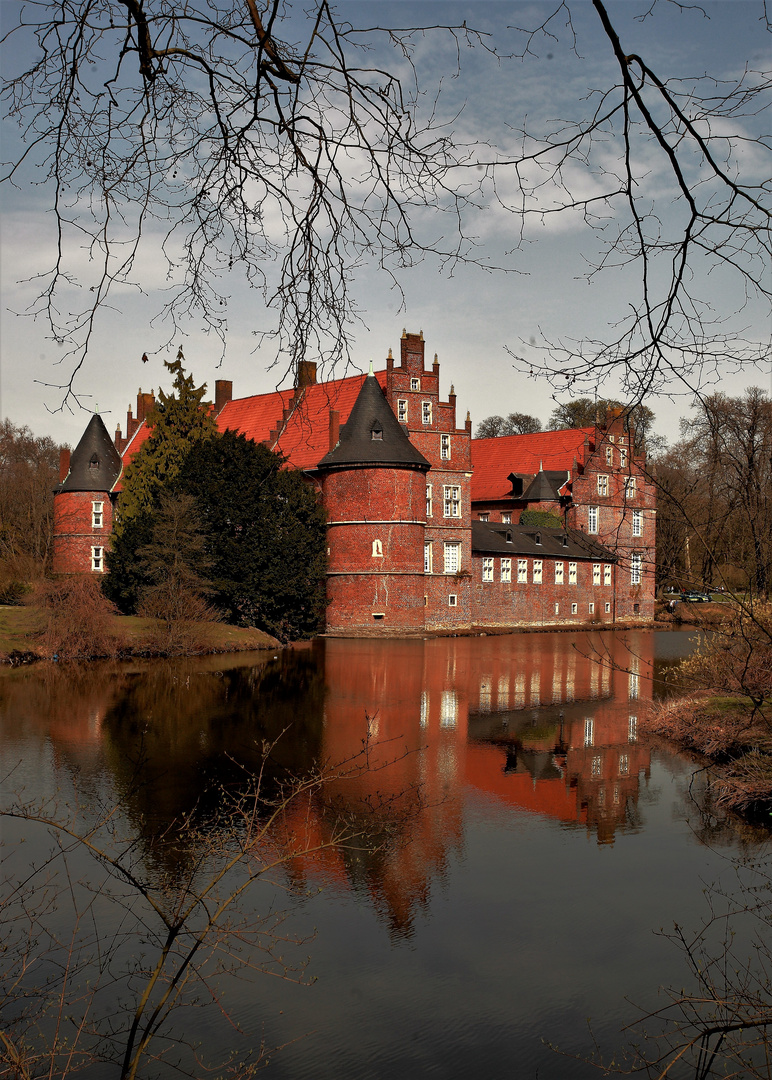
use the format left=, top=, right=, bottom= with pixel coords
left=53, top=332, right=656, bottom=633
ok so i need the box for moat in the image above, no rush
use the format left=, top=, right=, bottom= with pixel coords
left=2, top=629, right=768, bottom=1078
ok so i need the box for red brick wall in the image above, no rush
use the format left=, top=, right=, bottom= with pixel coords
left=322, top=465, right=428, bottom=632
left=52, top=491, right=113, bottom=575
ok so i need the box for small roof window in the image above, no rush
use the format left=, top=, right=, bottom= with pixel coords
left=89, top=454, right=99, bottom=470
left=371, top=422, right=383, bottom=441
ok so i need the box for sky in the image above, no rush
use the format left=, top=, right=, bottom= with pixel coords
left=1, top=0, right=770, bottom=450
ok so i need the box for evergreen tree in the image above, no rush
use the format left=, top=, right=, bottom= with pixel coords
left=116, top=356, right=217, bottom=532
left=174, top=432, right=327, bottom=641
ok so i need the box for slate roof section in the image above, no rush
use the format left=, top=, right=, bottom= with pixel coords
left=315, top=374, right=430, bottom=471
left=58, top=414, right=122, bottom=493
left=471, top=428, right=595, bottom=501
left=521, top=470, right=571, bottom=502
left=471, top=521, right=616, bottom=562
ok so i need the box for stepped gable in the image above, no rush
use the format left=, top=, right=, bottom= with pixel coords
left=58, top=414, right=122, bottom=493
left=471, top=428, right=595, bottom=501
left=316, top=373, right=430, bottom=471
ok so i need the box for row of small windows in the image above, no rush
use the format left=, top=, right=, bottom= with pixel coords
left=596, top=474, right=637, bottom=498
left=397, top=398, right=434, bottom=425
left=588, top=505, right=642, bottom=536
left=426, top=485, right=462, bottom=518
left=478, top=557, right=614, bottom=586
left=604, top=444, right=628, bottom=468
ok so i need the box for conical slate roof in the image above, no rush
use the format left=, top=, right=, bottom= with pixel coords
left=316, top=374, right=430, bottom=471
left=521, top=470, right=570, bottom=502
left=58, top=413, right=122, bottom=492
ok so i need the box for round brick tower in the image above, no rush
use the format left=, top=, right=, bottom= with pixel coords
left=315, top=373, right=430, bottom=634
left=53, top=413, right=122, bottom=575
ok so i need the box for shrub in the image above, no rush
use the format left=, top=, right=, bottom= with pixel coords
left=30, top=576, right=118, bottom=659
left=520, top=509, right=563, bottom=528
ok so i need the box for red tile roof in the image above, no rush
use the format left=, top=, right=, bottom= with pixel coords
left=470, top=428, right=595, bottom=501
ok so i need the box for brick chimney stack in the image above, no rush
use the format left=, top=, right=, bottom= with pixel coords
left=59, top=448, right=71, bottom=483
left=215, top=379, right=233, bottom=414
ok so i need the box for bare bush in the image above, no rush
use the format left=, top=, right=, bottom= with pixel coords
left=30, top=576, right=118, bottom=660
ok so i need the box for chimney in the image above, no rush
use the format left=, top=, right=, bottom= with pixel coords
left=136, top=390, right=155, bottom=423
left=114, top=426, right=123, bottom=451
left=448, top=383, right=456, bottom=427
left=215, top=379, right=233, bottom=414
left=59, top=448, right=71, bottom=483
left=296, top=360, right=317, bottom=390
left=329, top=409, right=340, bottom=451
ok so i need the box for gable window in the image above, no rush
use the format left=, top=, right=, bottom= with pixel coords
left=631, top=552, right=642, bottom=585
left=443, top=485, right=460, bottom=517
left=604, top=563, right=612, bottom=586
left=444, top=542, right=460, bottom=574
left=517, top=559, right=527, bottom=584
left=424, top=542, right=433, bottom=573
left=440, top=433, right=451, bottom=460
left=482, top=557, right=494, bottom=582
left=91, top=546, right=104, bottom=572
left=501, top=512, right=512, bottom=524
left=588, top=505, right=598, bottom=534
left=501, top=558, right=512, bottom=583
left=410, top=377, right=421, bottom=391
left=533, top=559, right=543, bottom=584
left=593, top=563, right=601, bottom=585
left=605, top=446, right=613, bottom=466
left=625, top=476, right=637, bottom=498
left=422, top=401, right=432, bottom=425
left=597, top=474, right=609, bottom=497
left=92, top=500, right=104, bottom=529
left=426, top=484, right=433, bottom=518
left=555, top=561, right=564, bottom=584
left=397, top=399, right=408, bottom=423
left=632, top=509, right=642, bottom=537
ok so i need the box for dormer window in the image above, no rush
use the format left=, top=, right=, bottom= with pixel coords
left=371, top=423, right=383, bottom=441
left=506, top=531, right=512, bottom=544
left=535, top=532, right=542, bottom=545
left=89, top=454, right=99, bottom=470
left=562, top=534, right=568, bottom=547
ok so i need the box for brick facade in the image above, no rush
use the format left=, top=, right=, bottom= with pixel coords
left=53, top=333, right=656, bottom=632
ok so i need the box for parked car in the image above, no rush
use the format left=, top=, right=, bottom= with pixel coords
left=679, top=590, right=712, bottom=603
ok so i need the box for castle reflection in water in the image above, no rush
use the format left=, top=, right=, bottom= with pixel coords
left=1, top=630, right=655, bottom=936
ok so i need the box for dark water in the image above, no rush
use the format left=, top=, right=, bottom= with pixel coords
left=1, top=629, right=766, bottom=1079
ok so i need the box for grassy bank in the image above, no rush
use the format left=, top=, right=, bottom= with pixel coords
left=0, top=603, right=280, bottom=662
left=644, top=694, right=772, bottom=816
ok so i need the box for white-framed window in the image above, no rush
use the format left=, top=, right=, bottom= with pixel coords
left=533, top=559, right=543, bottom=584
left=554, top=602, right=559, bottom=614
left=444, top=542, right=460, bottom=574
left=426, top=484, right=433, bottom=517
left=597, top=474, right=609, bottom=497
left=604, top=564, right=612, bottom=586
left=569, top=561, right=577, bottom=585
left=589, top=602, right=595, bottom=614
left=605, top=602, right=611, bottom=613
left=397, top=399, right=408, bottom=423
left=592, top=754, right=602, bottom=777
left=448, top=593, right=458, bottom=608
left=588, top=505, right=598, bottom=534
left=424, top=542, right=433, bottom=573
left=605, top=445, right=613, bottom=465
left=482, top=557, right=494, bottom=582
left=555, top=561, right=564, bottom=584
left=422, top=401, right=432, bottom=425
left=502, top=512, right=512, bottom=524
left=501, top=558, right=512, bottom=583
left=620, top=447, right=628, bottom=468
left=92, top=500, right=104, bottom=529
left=410, top=377, right=420, bottom=391
left=632, top=509, right=642, bottom=537
left=608, top=434, right=615, bottom=443
left=440, top=434, right=450, bottom=460
left=372, top=539, right=383, bottom=558
left=619, top=754, right=629, bottom=776
left=479, top=512, right=489, bottom=522
left=91, top=546, right=104, bottom=572
left=443, top=485, right=460, bottom=517
left=629, top=715, right=638, bottom=742
left=584, top=717, right=594, bottom=746
left=631, top=552, right=642, bottom=585
left=571, top=602, right=578, bottom=615
left=625, top=476, right=637, bottom=499
left=593, top=563, right=601, bottom=585
left=517, top=559, right=528, bottom=583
